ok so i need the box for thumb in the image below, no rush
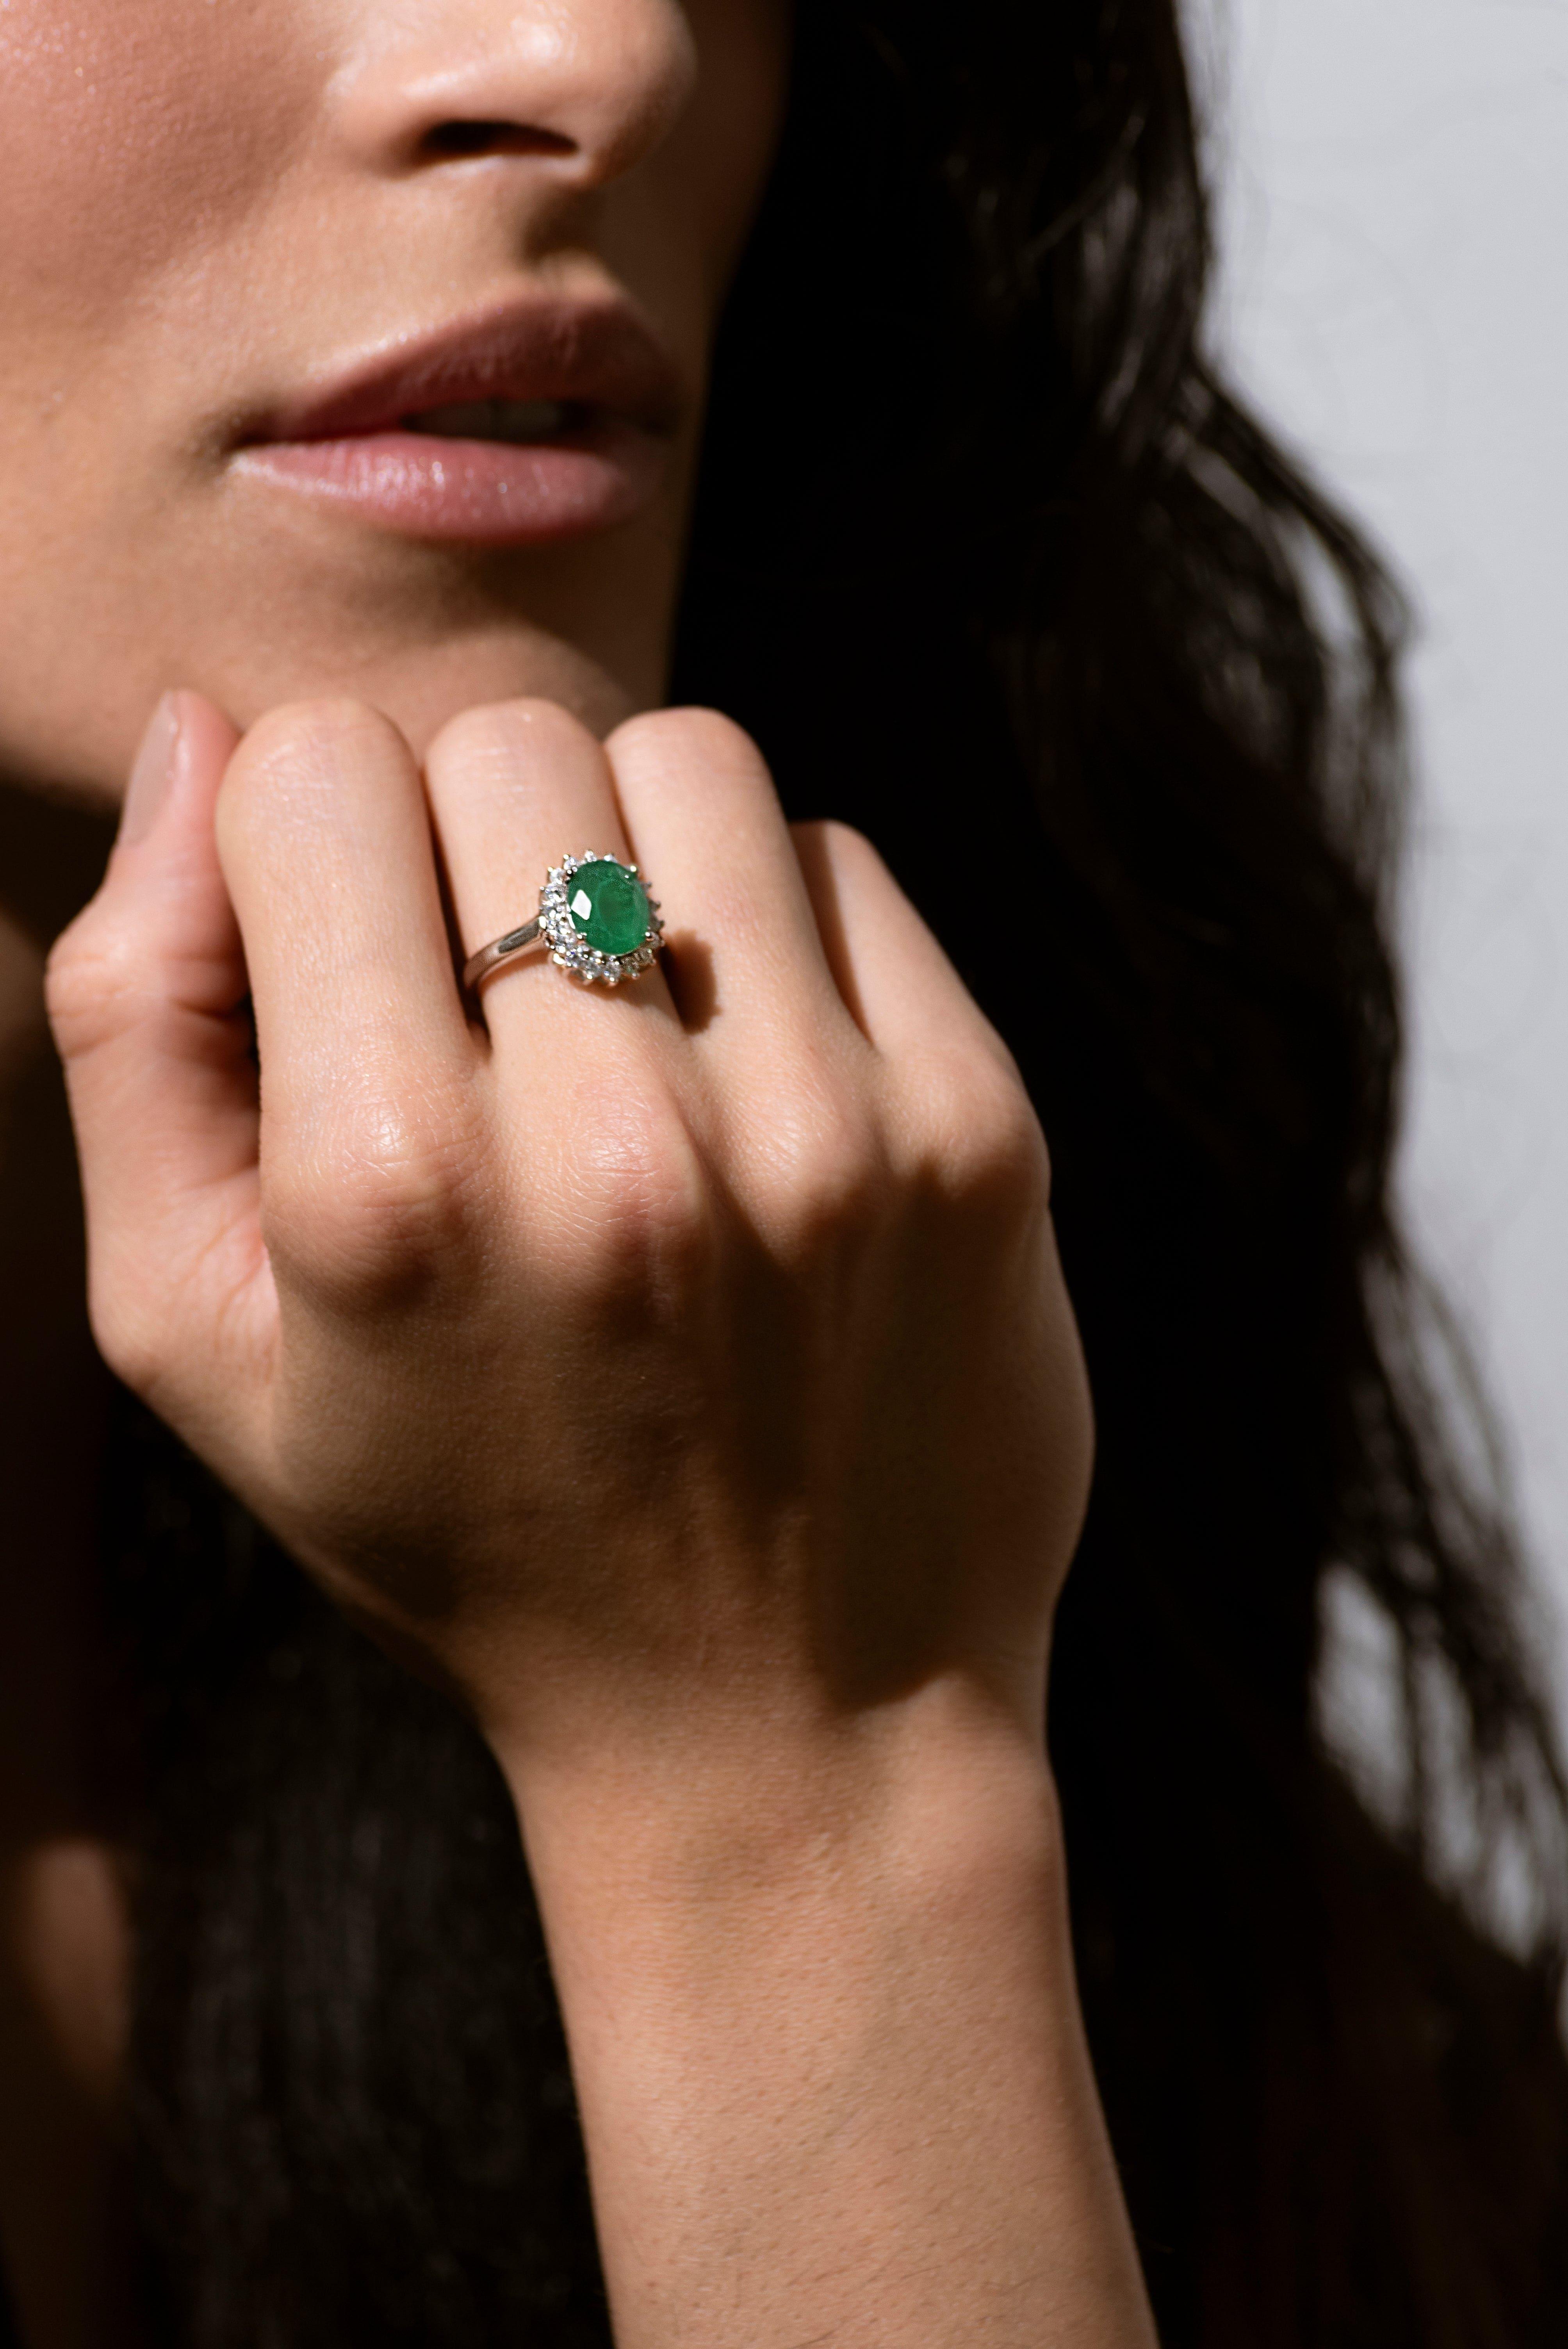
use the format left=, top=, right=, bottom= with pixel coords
left=47, top=690, right=270, bottom=1410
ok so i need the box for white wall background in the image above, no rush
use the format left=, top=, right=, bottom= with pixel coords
left=1192, top=0, right=1568, bottom=1704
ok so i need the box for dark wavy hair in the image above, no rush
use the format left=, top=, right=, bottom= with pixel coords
left=87, top=3, right=1568, bottom=2345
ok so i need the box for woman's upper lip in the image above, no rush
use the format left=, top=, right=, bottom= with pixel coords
left=242, top=295, right=685, bottom=446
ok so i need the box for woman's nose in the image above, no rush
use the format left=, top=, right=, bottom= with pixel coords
left=327, top=0, right=698, bottom=187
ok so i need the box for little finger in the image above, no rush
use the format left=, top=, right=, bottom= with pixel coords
left=790, top=820, right=1047, bottom=1192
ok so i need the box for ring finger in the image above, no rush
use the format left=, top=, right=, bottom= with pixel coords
left=423, top=698, right=680, bottom=1057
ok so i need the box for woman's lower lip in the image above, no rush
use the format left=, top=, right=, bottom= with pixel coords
left=231, top=419, right=665, bottom=544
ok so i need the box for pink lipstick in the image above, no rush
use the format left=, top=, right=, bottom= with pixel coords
left=232, top=298, right=682, bottom=545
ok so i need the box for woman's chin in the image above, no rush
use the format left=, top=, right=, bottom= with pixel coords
left=192, top=539, right=675, bottom=755
left=8, top=629, right=650, bottom=807
left=210, top=632, right=651, bottom=756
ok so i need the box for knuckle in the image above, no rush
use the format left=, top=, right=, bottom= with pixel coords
left=788, top=818, right=886, bottom=931
left=549, top=1077, right=712, bottom=1310
left=87, top=1272, right=173, bottom=1405
left=427, top=695, right=597, bottom=782
left=609, top=705, right=770, bottom=788
left=743, top=1085, right=887, bottom=1260
left=263, top=1089, right=487, bottom=1312
left=794, top=816, right=877, bottom=872
left=45, top=899, right=150, bottom=1060
left=235, top=696, right=402, bottom=778
left=906, top=1049, right=1049, bottom=1210
left=221, top=699, right=408, bottom=839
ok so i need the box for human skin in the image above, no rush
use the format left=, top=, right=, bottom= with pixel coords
left=1, top=4, right=1158, bottom=2346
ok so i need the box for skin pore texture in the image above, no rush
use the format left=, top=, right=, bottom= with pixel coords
left=1, top=5, right=1157, bottom=2347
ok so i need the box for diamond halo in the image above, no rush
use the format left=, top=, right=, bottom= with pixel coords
left=539, top=852, right=663, bottom=987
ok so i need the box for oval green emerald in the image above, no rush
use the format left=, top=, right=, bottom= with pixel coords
left=566, top=860, right=651, bottom=957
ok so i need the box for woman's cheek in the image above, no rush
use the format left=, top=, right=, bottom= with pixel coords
left=0, top=0, right=309, bottom=317
left=0, top=0, right=317, bottom=793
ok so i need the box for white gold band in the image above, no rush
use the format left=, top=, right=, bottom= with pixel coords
left=461, top=918, right=544, bottom=993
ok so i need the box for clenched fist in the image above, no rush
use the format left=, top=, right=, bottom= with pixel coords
left=47, top=690, right=1092, bottom=1776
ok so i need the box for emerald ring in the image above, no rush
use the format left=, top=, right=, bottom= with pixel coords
left=462, top=852, right=664, bottom=993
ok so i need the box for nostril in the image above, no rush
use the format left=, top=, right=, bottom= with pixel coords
left=418, top=118, right=576, bottom=163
